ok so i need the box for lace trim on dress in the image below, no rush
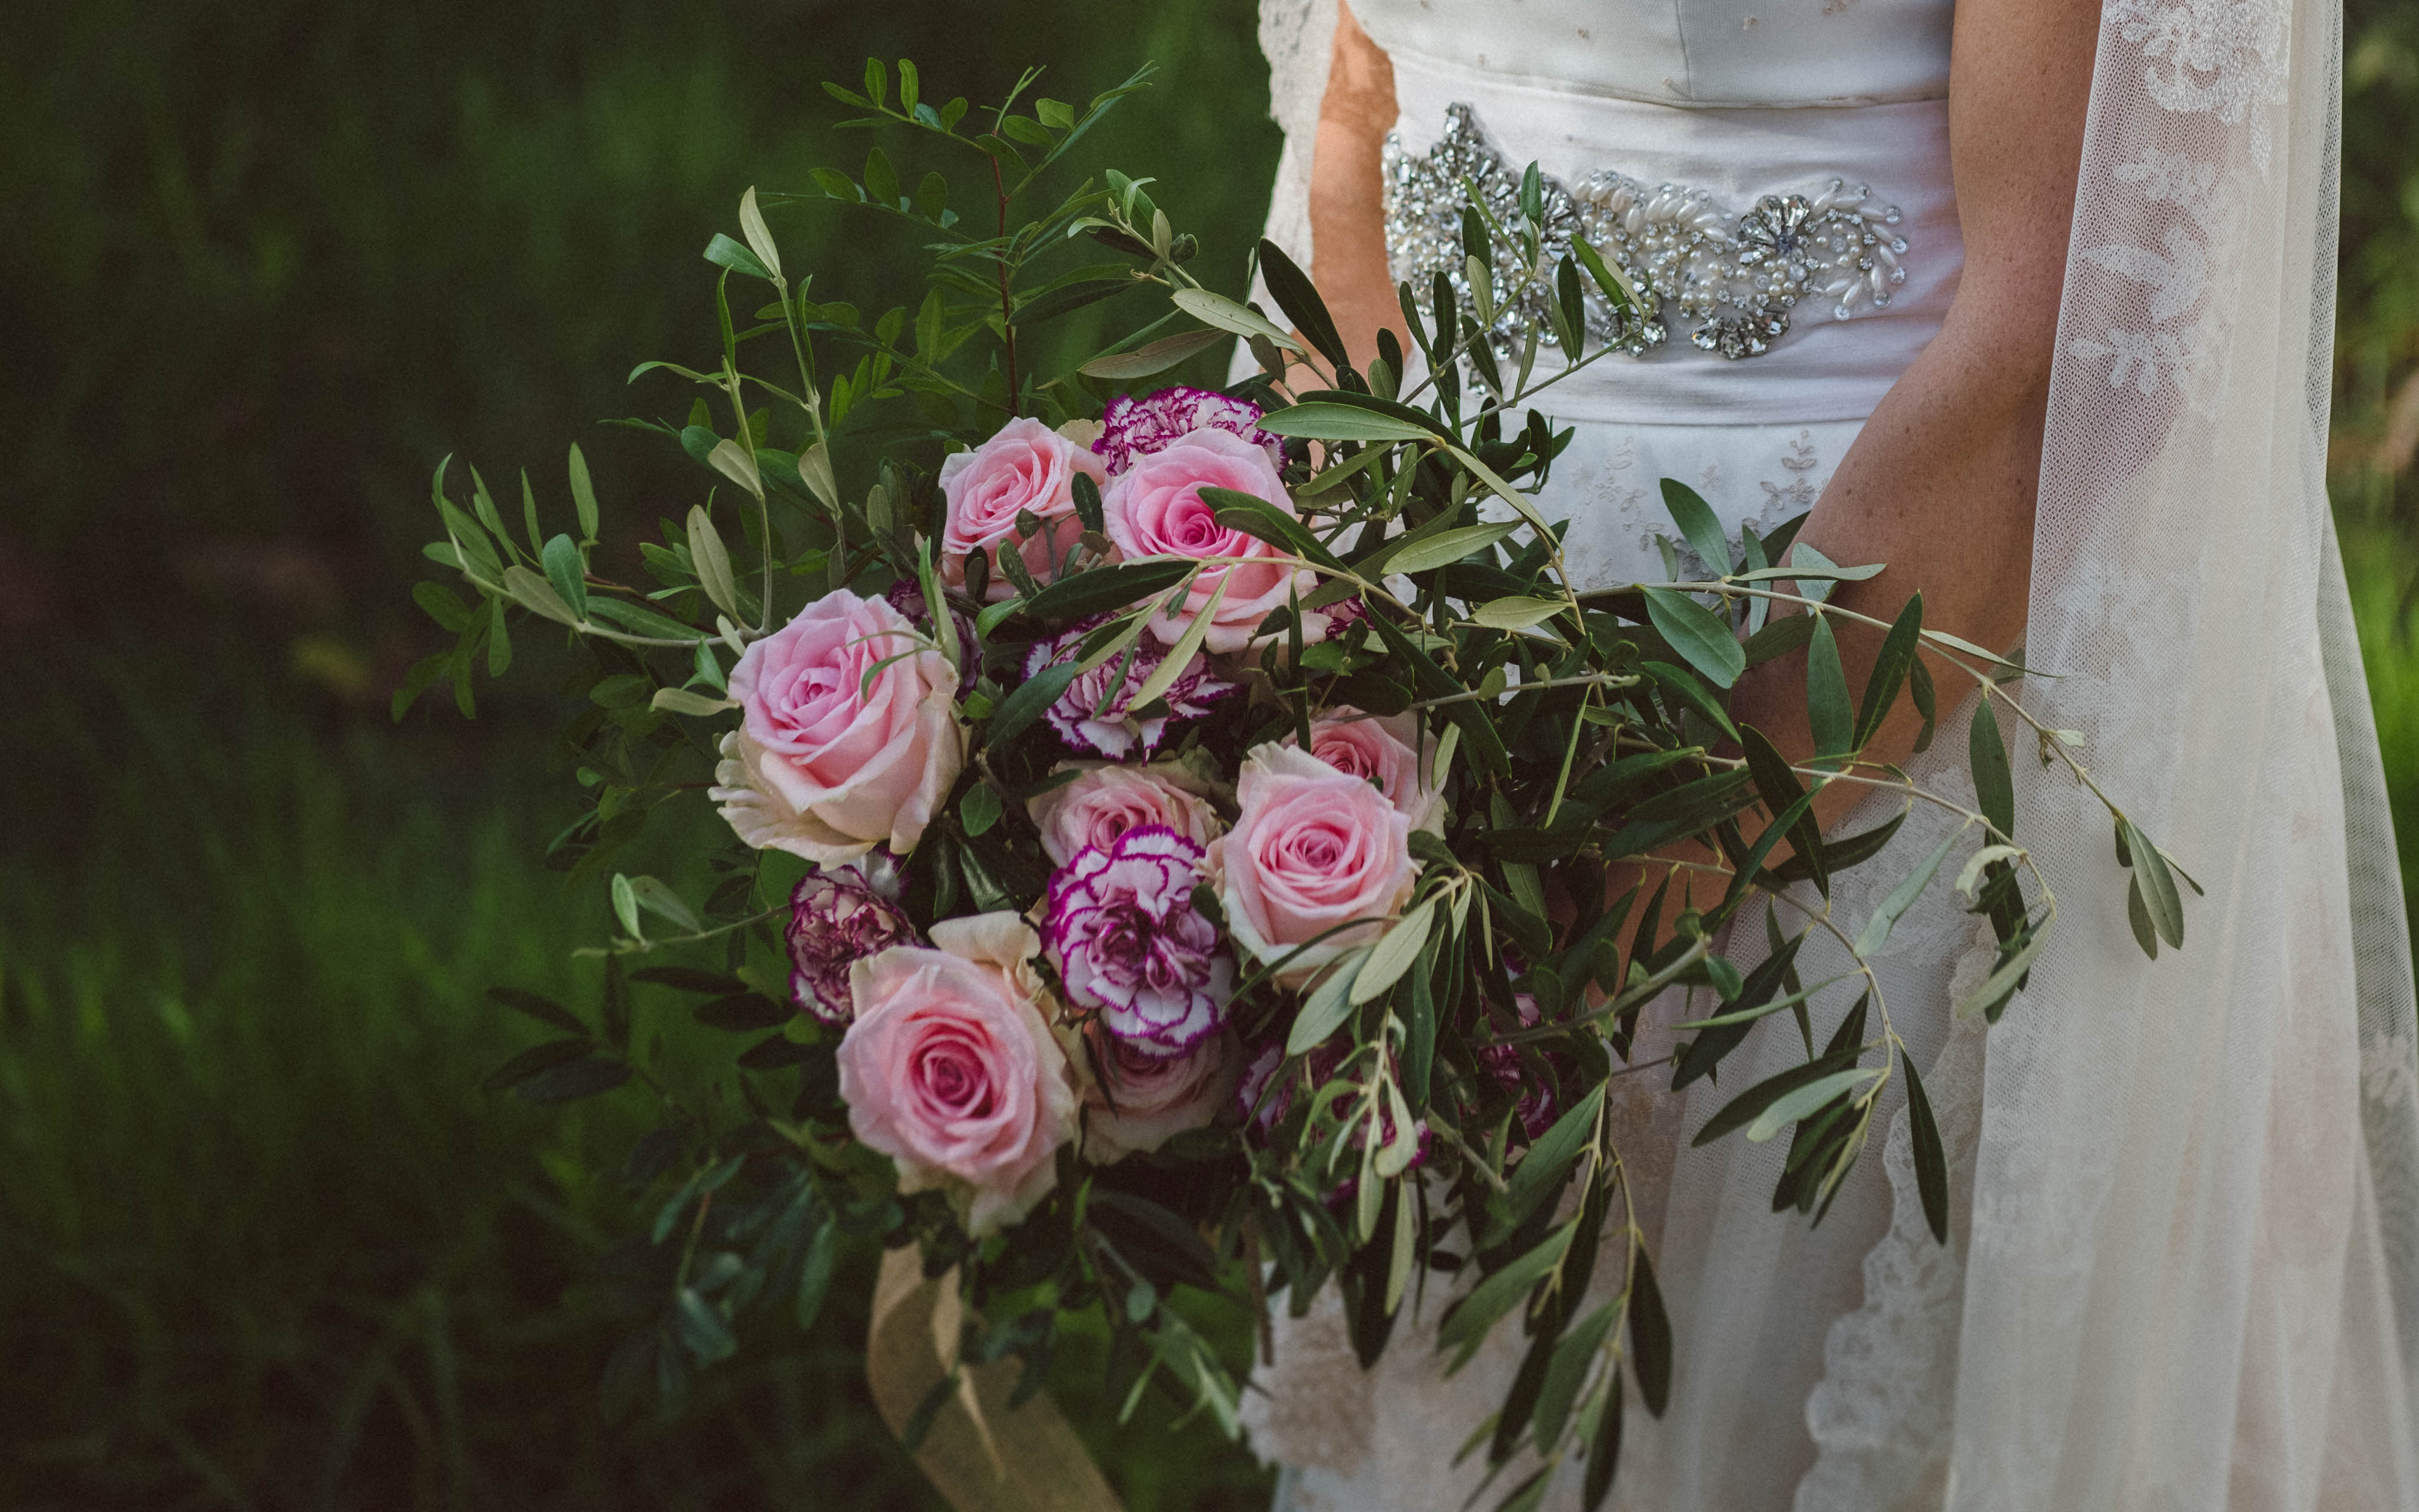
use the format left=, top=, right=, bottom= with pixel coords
left=1795, top=922, right=1996, bottom=1512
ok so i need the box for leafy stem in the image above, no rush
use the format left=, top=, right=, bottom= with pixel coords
left=575, top=904, right=786, bottom=959
left=993, top=152, right=1022, bottom=411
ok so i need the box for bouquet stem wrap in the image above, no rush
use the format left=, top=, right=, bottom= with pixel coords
left=870, top=1247, right=1127, bottom=1512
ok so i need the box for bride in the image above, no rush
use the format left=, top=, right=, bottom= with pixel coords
left=1237, top=0, right=2419, bottom=1507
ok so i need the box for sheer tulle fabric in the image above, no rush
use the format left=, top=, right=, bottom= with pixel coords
left=1243, top=0, right=2419, bottom=1506
left=1950, top=0, right=2419, bottom=1501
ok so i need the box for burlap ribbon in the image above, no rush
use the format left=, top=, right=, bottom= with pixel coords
left=867, top=1246, right=1128, bottom=1512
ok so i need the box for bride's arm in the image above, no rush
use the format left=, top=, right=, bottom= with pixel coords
left=1307, top=0, right=2097, bottom=837
left=1734, top=0, right=2100, bottom=824
left=1307, top=1, right=1409, bottom=372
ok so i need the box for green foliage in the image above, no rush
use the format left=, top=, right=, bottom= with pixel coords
left=0, top=2, right=1280, bottom=1508
left=2337, top=0, right=2419, bottom=936
left=0, top=651, right=932, bottom=1508
left=4, top=0, right=2418, bottom=1506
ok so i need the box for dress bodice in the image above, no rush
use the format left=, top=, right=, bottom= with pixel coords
left=1351, top=0, right=1953, bottom=109
left=1351, top=0, right=1967, bottom=427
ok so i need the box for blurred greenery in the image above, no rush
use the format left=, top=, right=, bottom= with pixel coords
left=1, top=0, right=2414, bottom=1508
left=2341, top=0, right=2419, bottom=913
left=1, top=2, right=1278, bottom=1508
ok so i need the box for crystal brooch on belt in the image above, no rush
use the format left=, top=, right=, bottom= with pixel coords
left=1381, top=104, right=1912, bottom=361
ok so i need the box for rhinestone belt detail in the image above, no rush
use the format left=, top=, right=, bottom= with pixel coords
left=1383, top=104, right=1913, bottom=361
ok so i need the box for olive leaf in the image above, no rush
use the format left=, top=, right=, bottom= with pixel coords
left=1904, top=1056, right=1951, bottom=1244
left=1641, top=588, right=1744, bottom=688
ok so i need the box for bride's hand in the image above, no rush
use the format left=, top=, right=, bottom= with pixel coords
left=1305, top=2, right=1409, bottom=373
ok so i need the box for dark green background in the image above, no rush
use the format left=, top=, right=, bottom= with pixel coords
left=2, top=1, right=2415, bottom=1507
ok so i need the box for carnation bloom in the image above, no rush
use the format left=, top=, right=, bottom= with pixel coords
left=1022, top=622, right=1234, bottom=760
left=1320, top=594, right=1370, bottom=632
left=1475, top=996, right=1558, bottom=1139
left=786, top=859, right=916, bottom=1024
left=937, top=416, right=1108, bottom=601
left=837, top=914, right=1076, bottom=1235
left=1079, top=1027, right=1243, bottom=1163
left=713, top=590, right=964, bottom=864
left=1234, top=1039, right=1310, bottom=1134
left=1232, top=1040, right=1427, bottom=1191
left=1102, top=427, right=1324, bottom=655
left=1093, top=386, right=1283, bottom=475
left=1214, top=743, right=1418, bottom=983
left=1027, top=760, right=1225, bottom=868
left=1291, top=708, right=1444, bottom=834
left=1043, top=826, right=1233, bottom=1056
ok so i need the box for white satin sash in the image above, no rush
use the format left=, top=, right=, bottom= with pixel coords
left=1385, top=53, right=1963, bottom=429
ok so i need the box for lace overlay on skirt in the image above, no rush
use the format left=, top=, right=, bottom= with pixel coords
left=1794, top=926, right=1996, bottom=1511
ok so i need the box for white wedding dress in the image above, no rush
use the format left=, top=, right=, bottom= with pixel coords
left=1238, top=2, right=2419, bottom=1509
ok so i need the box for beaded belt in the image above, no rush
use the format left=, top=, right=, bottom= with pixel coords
left=1383, top=104, right=1914, bottom=361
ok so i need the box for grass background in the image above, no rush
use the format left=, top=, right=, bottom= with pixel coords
left=2, top=1, right=2415, bottom=1508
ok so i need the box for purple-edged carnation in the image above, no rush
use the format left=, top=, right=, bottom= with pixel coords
left=1023, top=622, right=1234, bottom=760
left=1320, top=593, right=1370, bottom=632
left=1043, top=826, right=1232, bottom=1056
left=786, top=859, right=916, bottom=1023
left=1235, top=1040, right=1430, bottom=1196
left=1474, top=994, right=1558, bottom=1138
left=1234, top=1040, right=1298, bottom=1134
left=1093, top=386, right=1283, bottom=476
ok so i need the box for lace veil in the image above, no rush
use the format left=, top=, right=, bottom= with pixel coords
left=1946, top=0, right=2419, bottom=1501
left=1248, top=0, right=2419, bottom=1504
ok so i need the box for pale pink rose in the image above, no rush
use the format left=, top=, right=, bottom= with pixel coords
left=1291, top=708, right=1444, bottom=834
left=938, top=416, right=1109, bottom=601
left=1102, top=427, right=1320, bottom=654
left=1212, top=743, right=1417, bottom=982
left=711, top=590, right=963, bottom=866
left=837, top=913, right=1076, bottom=1235
left=1027, top=761, right=1225, bottom=868
left=1078, top=1029, right=1244, bottom=1163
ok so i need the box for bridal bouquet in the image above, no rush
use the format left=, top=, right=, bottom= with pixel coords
left=406, top=57, right=2187, bottom=1509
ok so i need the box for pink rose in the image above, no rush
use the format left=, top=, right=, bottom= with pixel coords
left=1291, top=708, right=1444, bottom=834
left=1212, top=743, right=1417, bottom=982
left=1027, top=761, right=1225, bottom=868
left=712, top=589, right=963, bottom=866
left=939, top=416, right=1109, bottom=601
left=1102, top=427, right=1320, bottom=655
left=837, top=914, right=1076, bottom=1235
left=1077, top=1028, right=1244, bottom=1163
